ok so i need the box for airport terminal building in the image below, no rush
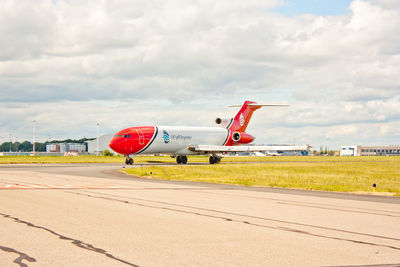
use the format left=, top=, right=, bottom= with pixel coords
left=340, top=145, right=400, bottom=156
left=46, top=143, right=86, bottom=153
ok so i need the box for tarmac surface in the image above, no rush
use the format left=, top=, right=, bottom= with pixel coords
left=0, top=163, right=399, bottom=266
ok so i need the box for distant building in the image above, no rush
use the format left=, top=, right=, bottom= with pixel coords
left=237, top=145, right=311, bottom=156
left=341, top=145, right=400, bottom=156
left=86, top=134, right=115, bottom=155
left=67, top=143, right=86, bottom=153
left=281, top=150, right=310, bottom=156
left=340, top=146, right=358, bottom=156
left=358, top=145, right=400, bottom=156
left=46, top=143, right=86, bottom=154
left=46, top=144, right=60, bottom=153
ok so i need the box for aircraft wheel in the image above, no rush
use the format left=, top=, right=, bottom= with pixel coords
left=176, top=156, right=182, bottom=164
left=209, top=156, right=215, bottom=164
left=182, top=156, right=188, bottom=164
left=216, top=157, right=221, bottom=163
left=129, top=158, right=134, bottom=165
left=125, top=158, right=129, bottom=165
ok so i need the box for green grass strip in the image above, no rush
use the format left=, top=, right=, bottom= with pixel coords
left=123, top=160, right=400, bottom=196
left=1, top=155, right=398, bottom=164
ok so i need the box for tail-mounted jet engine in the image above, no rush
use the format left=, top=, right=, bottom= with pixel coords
left=215, top=118, right=232, bottom=128
left=232, top=132, right=241, bottom=142
left=231, top=131, right=254, bottom=144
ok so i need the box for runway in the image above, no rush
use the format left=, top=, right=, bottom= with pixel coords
left=0, top=164, right=399, bottom=266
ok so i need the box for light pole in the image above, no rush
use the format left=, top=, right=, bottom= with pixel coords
left=33, top=120, right=36, bottom=155
left=96, top=122, right=99, bottom=156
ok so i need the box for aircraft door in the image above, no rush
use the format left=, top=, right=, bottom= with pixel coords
left=136, top=129, right=145, bottom=145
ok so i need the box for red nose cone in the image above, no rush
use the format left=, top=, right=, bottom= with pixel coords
left=109, top=138, right=118, bottom=152
left=109, top=126, right=156, bottom=155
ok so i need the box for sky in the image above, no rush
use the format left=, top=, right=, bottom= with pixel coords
left=0, top=0, right=399, bottom=150
left=275, top=0, right=353, bottom=16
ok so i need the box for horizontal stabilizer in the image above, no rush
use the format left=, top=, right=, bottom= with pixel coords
left=228, top=104, right=289, bottom=107
left=188, top=145, right=310, bottom=153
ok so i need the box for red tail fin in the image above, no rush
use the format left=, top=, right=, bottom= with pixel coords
left=228, top=101, right=262, bottom=132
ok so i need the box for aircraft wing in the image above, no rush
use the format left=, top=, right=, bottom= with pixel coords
left=187, top=145, right=310, bottom=153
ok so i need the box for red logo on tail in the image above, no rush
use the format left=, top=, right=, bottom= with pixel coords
left=228, top=101, right=262, bottom=132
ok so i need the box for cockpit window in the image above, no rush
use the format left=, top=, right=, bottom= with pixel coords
left=113, top=135, right=124, bottom=138
left=124, top=134, right=131, bottom=138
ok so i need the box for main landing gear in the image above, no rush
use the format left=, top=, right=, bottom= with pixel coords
left=125, top=157, right=134, bottom=165
left=176, top=155, right=188, bottom=164
left=209, top=155, right=221, bottom=164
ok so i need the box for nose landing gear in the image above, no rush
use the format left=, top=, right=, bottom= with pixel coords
left=125, top=157, right=134, bottom=165
left=176, top=155, right=188, bottom=164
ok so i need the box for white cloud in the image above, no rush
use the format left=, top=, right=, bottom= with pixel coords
left=0, top=0, right=399, bottom=149
left=371, top=0, right=400, bottom=10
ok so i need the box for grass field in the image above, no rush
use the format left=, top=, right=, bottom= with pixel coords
left=1, top=155, right=399, bottom=195
left=0, top=155, right=209, bottom=164
left=0, top=155, right=124, bottom=164
left=123, top=156, right=400, bottom=196
left=1, top=154, right=398, bottom=164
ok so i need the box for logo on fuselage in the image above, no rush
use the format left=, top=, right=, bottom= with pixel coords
left=239, top=113, right=245, bottom=126
left=162, top=130, right=170, bottom=143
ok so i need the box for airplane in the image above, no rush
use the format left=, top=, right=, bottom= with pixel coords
left=109, top=101, right=291, bottom=165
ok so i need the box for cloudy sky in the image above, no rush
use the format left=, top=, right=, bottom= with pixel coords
left=1, top=0, right=399, bottom=149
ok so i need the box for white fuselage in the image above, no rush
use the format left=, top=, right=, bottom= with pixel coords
left=143, top=126, right=229, bottom=155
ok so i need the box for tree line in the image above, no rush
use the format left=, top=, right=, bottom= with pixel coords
left=0, top=138, right=95, bottom=152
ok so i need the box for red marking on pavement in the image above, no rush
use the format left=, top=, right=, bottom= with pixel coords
left=0, top=184, right=125, bottom=190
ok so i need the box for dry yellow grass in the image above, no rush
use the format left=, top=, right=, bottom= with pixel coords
left=124, top=158, right=400, bottom=195
left=1, top=155, right=397, bottom=164
left=0, top=155, right=123, bottom=164
left=2, top=155, right=399, bottom=195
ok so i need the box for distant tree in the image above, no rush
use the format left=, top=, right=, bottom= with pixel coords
left=0, top=137, right=95, bottom=152
left=0, top=142, right=12, bottom=152
left=35, top=142, right=46, bottom=152
left=13, top=142, right=20, bottom=151
left=48, top=137, right=95, bottom=144
left=103, top=150, right=113, bottom=156
left=20, top=141, right=32, bottom=152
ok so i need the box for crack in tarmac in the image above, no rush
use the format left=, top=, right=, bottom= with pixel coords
left=0, top=245, right=36, bottom=267
left=276, top=201, right=400, bottom=218
left=0, top=213, right=139, bottom=267
left=198, top=189, right=400, bottom=215
left=68, top=191, right=400, bottom=252
left=78, top=190, right=400, bottom=242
